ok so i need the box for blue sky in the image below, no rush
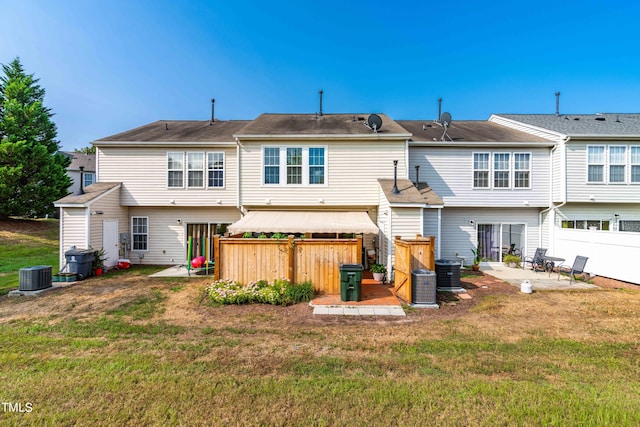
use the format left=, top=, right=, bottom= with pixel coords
left=2, top=0, right=640, bottom=151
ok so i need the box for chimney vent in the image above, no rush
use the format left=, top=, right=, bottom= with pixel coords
left=79, top=166, right=85, bottom=195
left=437, top=98, right=442, bottom=120
left=555, top=92, right=560, bottom=116
left=210, top=98, right=215, bottom=124
left=415, top=165, right=420, bottom=187
left=392, top=160, right=400, bottom=194
left=319, top=90, right=323, bottom=116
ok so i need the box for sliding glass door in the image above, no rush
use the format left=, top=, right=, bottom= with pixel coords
left=477, top=223, right=525, bottom=262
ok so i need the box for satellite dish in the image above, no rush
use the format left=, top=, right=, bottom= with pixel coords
left=440, top=112, right=452, bottom=127
left=367, top=114, right=383, bottom=132
left=437, top=112, right=453, bottom=142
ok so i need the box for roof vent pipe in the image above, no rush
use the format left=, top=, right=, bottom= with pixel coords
left=210, top=98, right=215, bottom=124
left=437, top=97, right=442, bottom=120
left=415, top=165, right=420, bottom=187
left=555, top=92, right=560, bottom=117
left=392, top=160, right=400, bottom=194
left=79, top=166, right=85, bottom=195
left=319, top=90, right=323, bottom=116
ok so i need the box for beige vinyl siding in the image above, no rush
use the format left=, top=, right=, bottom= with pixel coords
left=60, top=208, right=88, bottom=269
left=391, top=207, right=422, bottom=239
left=89, top=189, right=129, bottom=252
left=410, top=147, right=550, bottom=207
left=552, top=146, right=563, bottom=202
left=97, top=147, right=238, bottom=206
left=127, top=207, right=241, bottom=265
left=423, top=208, right=439, bottom=240
left=566, top=142, right=640, bottom=203
left=386, top=207, right=422, bottom=270
left=440, top=207, right=541, bottom=260
left=377, top=188, right=390, bottom=266
left=240, top=140, right=407, bottom=206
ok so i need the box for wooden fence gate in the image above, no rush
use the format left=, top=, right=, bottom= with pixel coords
left=393, top=235, right=435, bottom=303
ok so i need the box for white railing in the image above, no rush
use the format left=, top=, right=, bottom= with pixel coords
left=554, top=228, right=639, bottom=284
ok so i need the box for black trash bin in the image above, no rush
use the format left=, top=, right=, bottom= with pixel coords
left=411, top=269, right=438, bottom=307
left=339, top=264, right=363, bottom=302
left=65, top=248, right=96, bottom=280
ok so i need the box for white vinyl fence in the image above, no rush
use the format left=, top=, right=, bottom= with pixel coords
left=554, top=228, right=639, bottom=285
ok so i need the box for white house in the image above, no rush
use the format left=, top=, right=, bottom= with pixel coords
left=490, top=113, right=640, bottom=284
left=54, top=110, right=640, bottom=285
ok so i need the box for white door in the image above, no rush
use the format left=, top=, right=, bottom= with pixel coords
left=103, top=220, right=119, bottom=268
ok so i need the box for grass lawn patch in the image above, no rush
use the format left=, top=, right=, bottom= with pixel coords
left=1, top=219, right=640, bottom=425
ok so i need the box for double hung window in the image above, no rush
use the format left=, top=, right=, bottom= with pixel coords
left=207, top=152, right=224, bottom=188
left=187, top=153, right=204, bottom=188
left=493, top=153, right=510, bottom=188
left=473, top=153, right=490, bottom=188
left=167, top=152, right=184, bottom=188
left=131, top=217, right=148, bottom=251
left=631, top=147, right=640, bottom=183
left=609, top=146, right=626, bottom=183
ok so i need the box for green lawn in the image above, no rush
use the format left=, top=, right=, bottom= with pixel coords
left=1, top=219, right=639, bottom=425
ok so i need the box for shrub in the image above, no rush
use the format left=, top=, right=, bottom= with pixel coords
left=204, top=278, right=314, bottom=306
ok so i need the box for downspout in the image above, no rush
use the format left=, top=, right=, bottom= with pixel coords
left=437, top=207, right=442, bottom=259
left=236, top=138, right=241, bottom=210
left=387, top=207, right=393, bottom=275
left=59, top=210, right=64, bottom=271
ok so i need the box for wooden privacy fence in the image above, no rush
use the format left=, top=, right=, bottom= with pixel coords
left=213, top=235, right=362, bottom=294
left=393, top=235, right=435, bottom=303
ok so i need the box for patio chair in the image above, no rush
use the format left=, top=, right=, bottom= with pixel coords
left=522, top=248, right=547, bottom=272
left=557, top=256, right=589, bottom=284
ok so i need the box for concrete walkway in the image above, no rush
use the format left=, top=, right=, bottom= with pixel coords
left=479, top=263, right=599, bottom=290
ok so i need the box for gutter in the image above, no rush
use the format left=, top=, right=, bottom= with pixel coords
left=233, top=133, right=412, bottom=141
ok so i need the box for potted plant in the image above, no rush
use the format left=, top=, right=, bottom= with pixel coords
left=92, top=248, right=107, bottom=276
left=470, top=247, right=481, bottom=271
left=370, top=263, right=386, bottom=282
left=503, top=254, right=521, bottom=268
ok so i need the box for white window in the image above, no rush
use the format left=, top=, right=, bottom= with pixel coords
left=609, top=146, right=626, bottom=183
left=309, top=147, right=325, bottom=184
left=263, top=146, right=327, bottom=186
left=473, top=153, right=490, bottom=188
left=631, top=146, right=640, bottom=183
left=587, top=146, right=605, bottom=183
left=167, top=152, right=184, bottom=188
left=207, top=152, right=224, bottom=188
left=264, top=147, right=280, bottom=184
left=513, top=153, right=531, bottom=188
left=561, top=219, right=609, bottom=231
left=83, top=173, right=95, bottom=188
left=493, top=153, right=510, bottom=188
left=187, top=152, right=204, bottom=188
left=131, top=217, right=148, bottom=251
left=286, top=148, right=302, bottom=184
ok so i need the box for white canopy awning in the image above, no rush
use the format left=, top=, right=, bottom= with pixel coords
left=228, top=211, right=379, bottom=235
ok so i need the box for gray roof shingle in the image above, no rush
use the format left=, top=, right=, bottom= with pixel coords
left=497, top=113, right=640, bottom=136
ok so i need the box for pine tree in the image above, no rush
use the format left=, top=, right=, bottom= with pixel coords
left=0, top=58, right=70, bottom=219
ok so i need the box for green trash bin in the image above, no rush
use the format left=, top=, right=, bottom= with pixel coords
left=339, top=264, right=363, bottom=302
